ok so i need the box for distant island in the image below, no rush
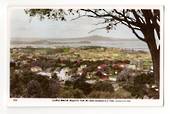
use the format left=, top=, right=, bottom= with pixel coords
left=10, top=35, right=148, bottom=51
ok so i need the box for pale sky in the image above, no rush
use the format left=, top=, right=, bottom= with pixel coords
left=10, top=9, right=142, bottom=39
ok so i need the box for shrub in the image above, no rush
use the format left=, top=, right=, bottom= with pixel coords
left=63, top=48, right=70, bottom=53
left=92, top=81, right=114, bottom=92
left=26, top=80, right=42, bottom=98
left=114, top=88, right=132, bottom=98
left=88, top=91, right=114, bottom=98
left=10, top=70, right=23, bottom=97
left=34, top=76, right=50, bottom=97
left=65, top=80, right=73, bottom=87
left=59, top=90, right=74, bottom=98
left=123, top=84, right=147, bottom=98
left=123, top=72, right=156, bottom=98
left=72, top=89, right=85, bottom=98
left=134, top=73, right=154, bottom=85
left=48, top=79, right=60, bottom=98
left=20, top=69, right=35, bottom=84
left=59, top=88, right=85, bottom=98
left=73, top=78, right=92, bottom=95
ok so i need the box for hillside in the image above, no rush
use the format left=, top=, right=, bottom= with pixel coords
left=11, top=35, right=115, bottom=44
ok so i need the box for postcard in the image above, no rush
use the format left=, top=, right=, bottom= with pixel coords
left=8, top=5, right=164, bottom=107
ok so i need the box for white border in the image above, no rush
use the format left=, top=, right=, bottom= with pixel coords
left=6, top=4, right=164, bottom=107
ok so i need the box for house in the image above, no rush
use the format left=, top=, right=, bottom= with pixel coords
left=96, top=70, right=109, bottom=81
left=54, top=67, right=71, bottom=81
left=112, top=63, right=126, bottom=74
left=127, top=64, right=136, bottom=70
left=31, top=66, right=42, bottom=72
left=97, top=64, right=107, bottom=70
left=36, top=72, right=52, bottom=78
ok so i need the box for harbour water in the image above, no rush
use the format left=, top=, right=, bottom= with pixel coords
left=11, top=38, right=149, bottom=51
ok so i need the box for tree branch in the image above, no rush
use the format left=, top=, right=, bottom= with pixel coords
left=122, top=14, right=145, bottom=42
left=131, top=9, right=145, bottom=25
left=130, top=27, right=145, bottom=42
left=113, top=9, right=142, bottom=28
left=88, top=26, right=107, bottom=33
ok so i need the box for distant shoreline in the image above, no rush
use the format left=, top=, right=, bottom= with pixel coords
left=10, top=45, right=149, bottom=53
left=11, top=35, right=137, bottom=41
left=10, top=35, right=149, bottom=51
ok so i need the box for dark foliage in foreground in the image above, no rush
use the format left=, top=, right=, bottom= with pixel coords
left=10, top=47, right=158, bottom=99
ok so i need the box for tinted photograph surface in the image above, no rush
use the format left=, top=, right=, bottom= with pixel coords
left=9, top=8, right=161, bottom=103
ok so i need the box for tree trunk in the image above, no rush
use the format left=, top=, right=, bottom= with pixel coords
left=147, top=43, right=160, bottom=99
left=145, top=29, right=160, bottom=87
left=150, top=46, right=160, bottom=86
left=142, top=25, right=160, bottom=98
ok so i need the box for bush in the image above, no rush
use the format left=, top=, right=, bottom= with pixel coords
left=22, top=73, right=51, bottom=98
left=59, top=88, right=85, bottom=98
left=114, top=88, right=132, bottom=98
left=123, top=84, right=147, bottom=98
left=92, top=81, right=114, bottom=92
left=26, top=80, right=42, bottom=98
left=10, top=70, right=24, bottom=97
left=72, top=89, right=85, bottom=98
left=123, top=72, right=156, bottom=98
left=48, top=79, right=60, bottom=98
left=10, top=68, right=34, bottom=97
left=63, top=48, right=70, bottom=53
left=59, top=90, right=74, bottom=98
left=65, top=80, right=73, bottom=87
left=73, top=78, right=92, bottom=95
left=134, top=73, right=154, bottom=85
left=20, top=69, right=35, bottom=84
left=88, top=91, right=114, bottom=98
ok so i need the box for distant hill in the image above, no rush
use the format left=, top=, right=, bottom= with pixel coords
left=11, top=35, right=138, bottom=45
left=11, top=35, right=112, bottom=44
left=10, top=35, right=148, bottom=50
left=64, top=35, right=113, bottom=41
